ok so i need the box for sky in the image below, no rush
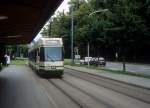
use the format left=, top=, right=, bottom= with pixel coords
left=56, top=0, right=70, bottom=13
left=34, top=0, right=70, bottom=41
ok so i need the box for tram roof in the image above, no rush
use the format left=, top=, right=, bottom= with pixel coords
left=0, top=0, right=63, bottom=44
left=28, top=38, right=63, bottom=52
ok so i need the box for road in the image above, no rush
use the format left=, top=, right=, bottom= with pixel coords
left=106, top=62, right=150, bottom=75
left=0, top=65, right=150, bottom=108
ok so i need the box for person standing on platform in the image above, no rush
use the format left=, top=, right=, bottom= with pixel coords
left=4, top=54, right=7, bottom=66
left=7, top=54, right=10, bottom=66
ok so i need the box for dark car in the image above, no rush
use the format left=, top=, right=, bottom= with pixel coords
left=89, top=58, right=98, bottom=65
left=97, top=57, right=106, bottom=66
left=89, top=57, right=106, bottom=66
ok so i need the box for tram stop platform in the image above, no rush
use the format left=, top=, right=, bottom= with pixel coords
left=65, top=65, right=150, bottom=89
left=0, top=65, right=56, bottom=108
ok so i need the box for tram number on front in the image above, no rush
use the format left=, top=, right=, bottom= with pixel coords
left=51, top=66, right=56, bottom=70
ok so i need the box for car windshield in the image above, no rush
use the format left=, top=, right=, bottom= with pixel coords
left=99, top=57, right=104, bottom=60
left=40, top=47, right=62, bottom=61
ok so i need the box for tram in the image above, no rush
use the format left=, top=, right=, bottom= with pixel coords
left=28, top=38, right=64, bottom=77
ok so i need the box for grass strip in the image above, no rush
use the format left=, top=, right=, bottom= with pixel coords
left=67, top=63, right=150, bottom=79
left=10, top=59, right=27, bottom=65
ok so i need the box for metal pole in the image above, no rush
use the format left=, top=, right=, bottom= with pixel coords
left=71, top=6, right=74, bottom=64
left=89, top=9, right=109, bottom=16
left=87, top=41, right=90, bottom=67
left=17, top=45, right=19, bottom=57
left=49, top=21, right=51, bottom=37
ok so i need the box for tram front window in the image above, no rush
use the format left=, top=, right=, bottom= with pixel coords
left=40, top=47, right=62, bottom=61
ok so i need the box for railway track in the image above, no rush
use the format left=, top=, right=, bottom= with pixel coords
left=33, top=68, right=150, bottom=108
left=49, top=79, right=113, bottom=108
left=64, top=68, right=150, bottom=105
left=42, top=68, right=150, bottom=108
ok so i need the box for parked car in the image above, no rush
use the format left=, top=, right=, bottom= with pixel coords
left=97, top=57, right=106, bottom=66
left=89, top=57, right=106, bottom=66
left=80, top=59, right=85, bottom=65
left=80, top=57, right=92, bottom=65
left=89, top=57, right=98, bottom=65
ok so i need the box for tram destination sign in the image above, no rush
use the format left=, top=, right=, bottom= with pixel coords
left=45, top=40, right=60, bottom=46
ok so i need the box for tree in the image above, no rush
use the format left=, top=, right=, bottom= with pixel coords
left=40, top=0, right=150, bottom=64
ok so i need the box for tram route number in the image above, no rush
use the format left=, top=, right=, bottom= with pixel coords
left=51, top=66, right=56, bottom=69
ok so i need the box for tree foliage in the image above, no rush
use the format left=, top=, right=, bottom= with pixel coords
left=41, top=0, right=150, bottom=62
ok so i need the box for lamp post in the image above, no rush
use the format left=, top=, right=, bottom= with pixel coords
left=87, top=41, right=90, bottom=66
left=71, top=4, right=74, bottom=64
left=49, top=20, right=52, bottom=37
left=89, top=9, right=108, bottom=16
left=87, top=9, right=109, bottom=67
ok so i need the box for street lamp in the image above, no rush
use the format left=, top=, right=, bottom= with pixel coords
left=71, top=4, right=74, bottom=64
left=49, top=20, right=52, bottom=37
left=87, top=9, right=109, bottom=67
left=89, top=9, right=109, bottom=16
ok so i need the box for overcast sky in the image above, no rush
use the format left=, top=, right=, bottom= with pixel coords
left=56, top=0, right=70, bottom=13
left=34, top=0, right=70, bottom=41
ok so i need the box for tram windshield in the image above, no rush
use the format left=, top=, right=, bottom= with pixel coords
left=40, top=47, right=62, bottom=61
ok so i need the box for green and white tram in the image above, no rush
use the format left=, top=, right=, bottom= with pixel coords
left=28, top=38, right=64, bottom=77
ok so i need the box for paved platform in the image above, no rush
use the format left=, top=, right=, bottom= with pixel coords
left=0, top=65, right=58, bottom=108
left=65, top=65, right=150, bottom=89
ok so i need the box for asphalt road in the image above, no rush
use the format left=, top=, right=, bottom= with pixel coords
left=0, top=65, right=150, bottom=108
left=106, top=62, right=150, bottom=75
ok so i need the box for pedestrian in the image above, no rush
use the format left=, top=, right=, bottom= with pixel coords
left=7, top=54, right=10, bottom=66
left=4, top=54, right=8, bottom=66
left=115, top=52, right=118, bottom=61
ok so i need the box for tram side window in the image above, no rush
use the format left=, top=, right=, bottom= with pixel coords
left=29, top=50, right=36, bottom=62
left=31, top=51, right=34, bottom=61
left=29, top=51, right=33, bottom=61
left=34, top=50, right=36, bottom=62
left=40, top=47, right=44, bottom=61
left=32, top=51, right=34, bottom=61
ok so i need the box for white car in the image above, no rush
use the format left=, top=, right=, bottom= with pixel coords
left=79, top=59, right=85, bottom=65
left=80, top=57, right=92, bottom=65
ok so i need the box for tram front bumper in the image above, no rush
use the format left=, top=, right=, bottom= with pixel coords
left=38, top=66, right=64, bottom=77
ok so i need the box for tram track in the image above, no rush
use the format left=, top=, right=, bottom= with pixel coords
left=32, top=70, right=80, bottom=108
left=30, top=66, right=150, bottom=108
left=49, top=79, right=85, bottom=108
left=49, top=78, right=113, bottom=108
left=61, top=78, right=113, bottom=108
left=29, top=66, right=150, bottom=108
left=64, top=68, right=150, bottom=104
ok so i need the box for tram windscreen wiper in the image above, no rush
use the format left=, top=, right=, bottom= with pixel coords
left=46, top=55, right=55, bottom=62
